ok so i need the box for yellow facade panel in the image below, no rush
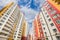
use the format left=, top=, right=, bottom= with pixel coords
left=0, top=2, right=14, bottom=17
left=22, top=20, right=27, bottom=36
left=8, top=18, right=18, bottom=40
left=48, top=0, right=60, bottom=11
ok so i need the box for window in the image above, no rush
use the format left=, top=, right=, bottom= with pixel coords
left=7, top=12, right=9, bottom=15
left=53, top=14, right=60, bottom=18
left=40, top=17, right=42, bottom=19
left=43, top=9, right=45, bottom=11
left=48, top=18, right=51, bottom=21
left=56, top=36, right=60, bottom=40
left=43, top=27, right=45, bottom=30
left=0, top=23, right=2, bottom=26
left=45, top=32, right=47, bottom=36
left=4, top=25, right=10, bottom=29
left=46, top=38, right=49, bottom=40
left=45, top=32, right=47, bottom=34
left=45, top=13, right=47, bottom=14
left=5, top=15, right=8, bottom=17
left=14, top=36, right=16, bottom=38
left=47, top=4, right=50, bottom=8
left=46, top=3, right=49, bottom=7
left=47, top=15, right=49, bottom=18
left=48, top=5, right=51, bottom=9
left=57, top=14, right=60, bottom=17
left=3, top=17, right=6, bottom=20
left=53, top=15, right=58, bottom=18
left=49, top=7, right=53, bottom=11
left=51, top=10, right=56, bottom=14
left=0, top=32, right=7, bottom=36
left=48, top=9, right=51, bottom=12
left=56, top=20, right=60, bottom=24
left=48, top=6, right=53, bottom=12
left=1, top=20, right=4, bottom=22
left=53, top=29, right=57, bottom=32
left=2, top=28, right=9, bottom=32
left=50, top=23, right=54, bottom=26
left=42, top=23, right=45, bottom=26
left=41, top=20, right=43, bottom=22
left=2, top=14, right=3, bottom=15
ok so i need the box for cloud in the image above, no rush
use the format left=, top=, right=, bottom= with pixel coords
left=0, top=0, right=17, bottom=10
left=20, top=6, right=38, bottom=22
left=20, top=6, right=39, bottom=28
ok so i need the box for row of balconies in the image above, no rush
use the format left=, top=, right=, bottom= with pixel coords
left=39, top=6, right=60, bottom=40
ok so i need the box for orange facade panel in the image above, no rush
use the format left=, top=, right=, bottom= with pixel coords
left=33, top=19, right=39, bottom=37
left=47, top=0, right=60, bottom=12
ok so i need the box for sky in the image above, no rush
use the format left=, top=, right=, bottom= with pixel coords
left=17, top=0, right=46, bottom=35
left=18, top=0, right=45, bottom=29
left=0, top=0, right=45, bottom=34
left=0, top=0, right=17, bottom=10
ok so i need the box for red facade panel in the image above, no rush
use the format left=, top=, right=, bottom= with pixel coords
left=44, top=1, right=60, bottom=32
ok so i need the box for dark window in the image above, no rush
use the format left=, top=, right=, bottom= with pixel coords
left=45, top=32, right=47, bottom=34
left=40, top=18, right=42, bottom=19
left=51, top=10, right=56, bottom=14
left=14, top=36, right=16, bottom=38
left=7, top=13, right=9, bottom=15
left=49, top=7, right=53, bottom=10
left=4, top=25, right=10, bottom=29
left=50, top=23, right=54, bottom=26
left=0, top=32, right=7, bottom=36
left=1, top=20, right=4, bottom=22
left=46, top=38, right=49, bottom=40
left=56, top=20, right=60, bottom=24
left=53, top=29, right=57, bottom=32
left=48, top=19, right=51, bottom=21
left=57, top=14, right=60, bottom=17
left=43, top=27, right=45, bottom=30
left=56, top=36, right=60, bottom=40
left=5, top=15, right=8, bottom=17
left=2, top=14, right=3, bottom=15
left=45, top=13, right=47, bottom=14
left=3, top=17, right=6, bottom=20
left=43, top=9, right=45, bottom=11
left=2, top=28, right=9, bottom=32
left=0, top=23, right=2, bottom=25
left=53, top=14, right=59, bottom=18
left=47, top=15, right=49, bottom=18
left=53, top=15, right=57, bottom=18
left=42, top=23, right=45, bottom=26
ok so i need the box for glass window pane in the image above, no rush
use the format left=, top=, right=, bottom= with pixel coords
left=53, top=29, right=57, bottom=32
left=51, top=10, right=56, bottom=14
left=50, top=23, right=54, bottom=26
left=56, top=20, right=60, bottom=24
left=53, top=14, right=57, bottom=18
left=57, top=14, right=60, bottom=17
left=48, top=19, right=51, bottom=21
left=56, top=36, right=60, bottom=40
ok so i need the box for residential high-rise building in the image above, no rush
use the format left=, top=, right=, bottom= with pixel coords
left=33, top=14, right=40, bottom=40
left=33, top=0, right=60, bottom=40
left=0, top=2, right=28, bottom=40
left=21, top=19, right=29, bottom=40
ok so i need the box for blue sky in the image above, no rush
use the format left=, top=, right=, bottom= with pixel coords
left=0, top=0, right=45, bottom=32
left=18, top=0, right=45, bottom=11
left=18, top=0, right=45, bottom=28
